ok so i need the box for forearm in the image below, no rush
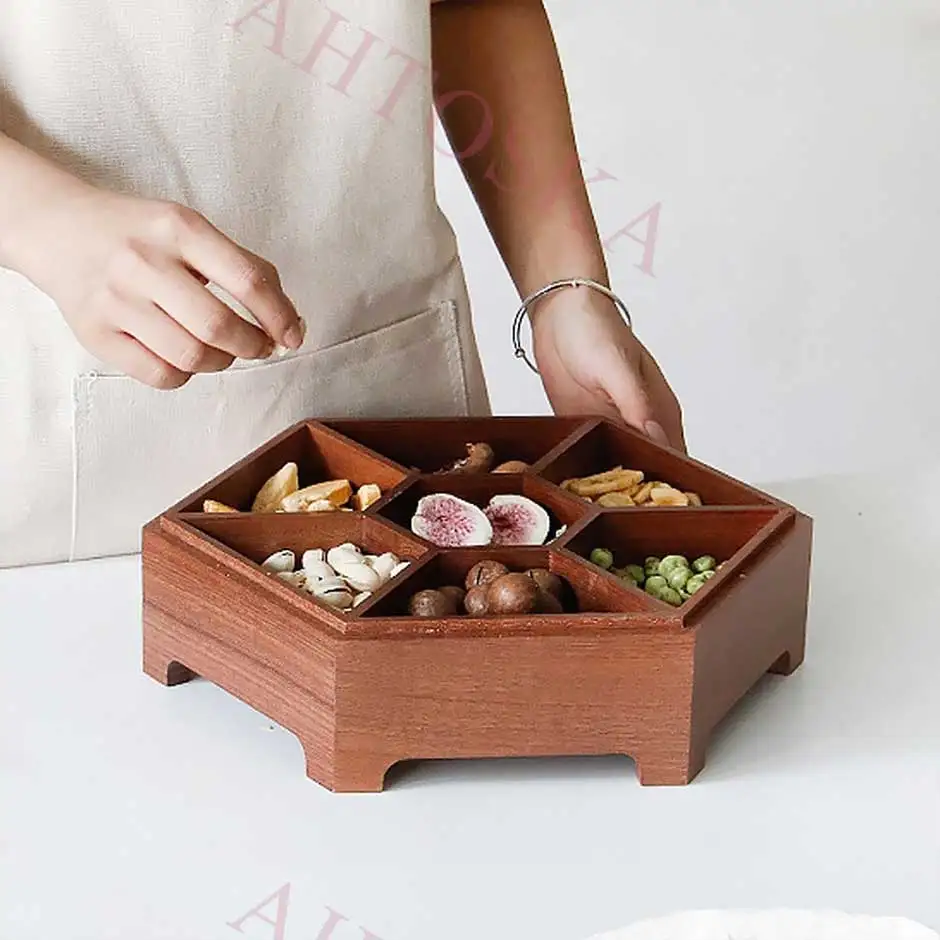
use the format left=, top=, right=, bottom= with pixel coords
left=0, top=131, right=93, bottom=278
left=431, top=0, right=609, bottom=297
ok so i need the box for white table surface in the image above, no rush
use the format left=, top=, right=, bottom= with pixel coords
left=2, top=473, right=938, bottom=940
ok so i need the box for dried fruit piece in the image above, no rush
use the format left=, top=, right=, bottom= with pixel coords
left=568, top=468, right=644, bottom=498
left=485, top=573, right=540, bottom=615
left=280, top=479, right=352, bottom=513
left=353, top=484, right=382, bottom=511
left=411, top=494, right=493, bottom=547
left=252, top=462, right=299, bottom=512
left=649, top=486, right=689, bottom=507
left=484, top=495, right=550, bottom=546
left=409, top=589, right=459, bottom=618
left=203, top=499, right=237, bottom=513
left=596, top=491, right=635, bottom=508
left=444, top=442, right=495, bottom=474
left=493, top=460, right=530, bottom=474
left=632, top=482, right=655, bottom=505
left=465, top=560, right=510, bottom=590
left=685, top=492, right=703, bottom=507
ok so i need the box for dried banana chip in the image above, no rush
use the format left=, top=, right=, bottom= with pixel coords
left=570, top=469, right=644, bottom=498
left=597, top=491, right=636, bottom=508
left=685, top=491, right=703, bottom=507
left=632, top=482, right=655, bottom=505
left=650, top=486, right=690, bottom=507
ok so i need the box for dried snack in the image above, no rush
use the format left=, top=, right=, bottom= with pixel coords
left=203, top=499, right=237, bottom=513
left=485, top=573, right=540, bottom=615
left=484, top=495, right=550, bottom=546
left=411, top=493, right=493, bottom=547
left=568, top=468, right=644, bottom=498
left=352, top=484, right=382, bottom=511
left=280, top=479, right=352, bottom=512
left=632, top=482, right=655, bottom=505
left=596, top=491, right=635, bottom=508
left=252, top=462, right=299, bottom=512
left=442, top=442, right=495, bottom=474
left=685, top=492, right=703, bottom=507
left=493, top=461, right=530, bottom=474
left=649, top=486, right=689, bottom=507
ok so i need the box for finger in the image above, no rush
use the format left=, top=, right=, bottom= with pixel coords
left=149, top=262, right=274, bottom=361
left=92, top=331, right=191, bottom=390
left=171, top=209, right=305, bottom=349
left=592, top=345, right=658, bottom=432
left=639, top=349, right=688, bottom=453
left=118, top=302, right=236, bottom=374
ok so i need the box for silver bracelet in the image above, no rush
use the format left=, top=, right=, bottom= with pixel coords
left=511, top=277, right=632, bottom=374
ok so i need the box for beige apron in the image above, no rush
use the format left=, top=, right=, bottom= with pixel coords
left=0, top=0, right=490, bottom=568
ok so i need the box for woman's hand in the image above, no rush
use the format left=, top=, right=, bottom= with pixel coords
left=1, top=135, right=304, bottom=390
left=532, top=290, right=687, bottom=452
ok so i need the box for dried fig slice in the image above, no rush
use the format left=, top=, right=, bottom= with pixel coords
left=411, top=493, right=493, bottom=547
left=484, top=495, right=550, bottom=546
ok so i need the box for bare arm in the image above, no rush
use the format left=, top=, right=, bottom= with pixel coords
left=431, top=0, right=685, bottom=450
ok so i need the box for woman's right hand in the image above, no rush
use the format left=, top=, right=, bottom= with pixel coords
left=4, top=146, right=304, bottom=389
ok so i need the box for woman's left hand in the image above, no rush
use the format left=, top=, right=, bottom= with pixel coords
left=532, top=290, right=687, bottom=453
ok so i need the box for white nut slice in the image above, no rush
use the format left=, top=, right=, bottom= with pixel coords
left=302, top=560, right=336, bottom=584
left=301, top=549, right=325, bottom=567
left=261, top=550, right=295, bottom=573
left=352, top=591, right=372, bottom=607
left=370, top=552, right=401, bottom=582
left=310, top=577, right=354, bottom=609
left=276, top=570, right=307, bottom=590
left=389, top=560, right=411, bottom=579
left=334, top=561, right=382, bottom=593
left=326, top=544, right=363, bottom=570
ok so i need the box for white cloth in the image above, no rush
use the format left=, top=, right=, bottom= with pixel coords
left=584, top=910, right=939, bottom=940
left=0, top=0, right=490, bottom=567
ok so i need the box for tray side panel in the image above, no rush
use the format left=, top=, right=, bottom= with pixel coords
left=141, top=520, right=340, bottom=705
left=332, top=630, right=701, bottom=788
left=689, top=512, right=813, bottom=737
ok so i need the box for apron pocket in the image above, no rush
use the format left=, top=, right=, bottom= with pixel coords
left=71, top=299, right=469, bottom=561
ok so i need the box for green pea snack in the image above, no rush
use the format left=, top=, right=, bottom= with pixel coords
left=692, top=555, right=717, bottom=574
left=590, top=547, right=614, bottom=570
left=644, top=556, right=662, bottom=577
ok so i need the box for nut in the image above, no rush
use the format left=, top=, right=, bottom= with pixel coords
left=310, top=577, right=354, bottom=609
left=369, top=552, right=401, bottom=582
left=408, top=589, right=459, bottom=618
left=353, top=484, right=382, bottom=511
left=445, top=442, right=495, bottom=474
left=279, top=479, right=352, bottom=513
left=465, top=560, right=510, bottom=590
left=463, top=586, right=490, bottom=616
left=353, top=591, right=372, bottom=607
left=485, top=573, right=540, bottom=615
left=203, top=499, right=237, bottom=513
left=261, top=550, right=295, bottom=573
left=332, top=560, right=382, bottom=593
left=439, top=585, right=467, bottom=608
left=252, top=462, right=300, bottom=513
left=302, top=559, right=336, bottom=584
left=535, top=589, right=564, bottom=614
left=525, top=568, right=565, bottom=600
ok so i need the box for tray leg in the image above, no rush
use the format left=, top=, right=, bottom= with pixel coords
left=767, top=636, right=806, bottom=676
left=633, top=727, right=708, bottom=786
left=142, top=610, right=197, bottom=686
left=306, top=746, right=393, bottom=794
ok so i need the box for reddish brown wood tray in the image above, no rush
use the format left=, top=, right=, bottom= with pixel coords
left=141, top=417, right=813, bottom=792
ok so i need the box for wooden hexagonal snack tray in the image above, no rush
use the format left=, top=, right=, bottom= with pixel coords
left=141, top=417, right=813, bottom=792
